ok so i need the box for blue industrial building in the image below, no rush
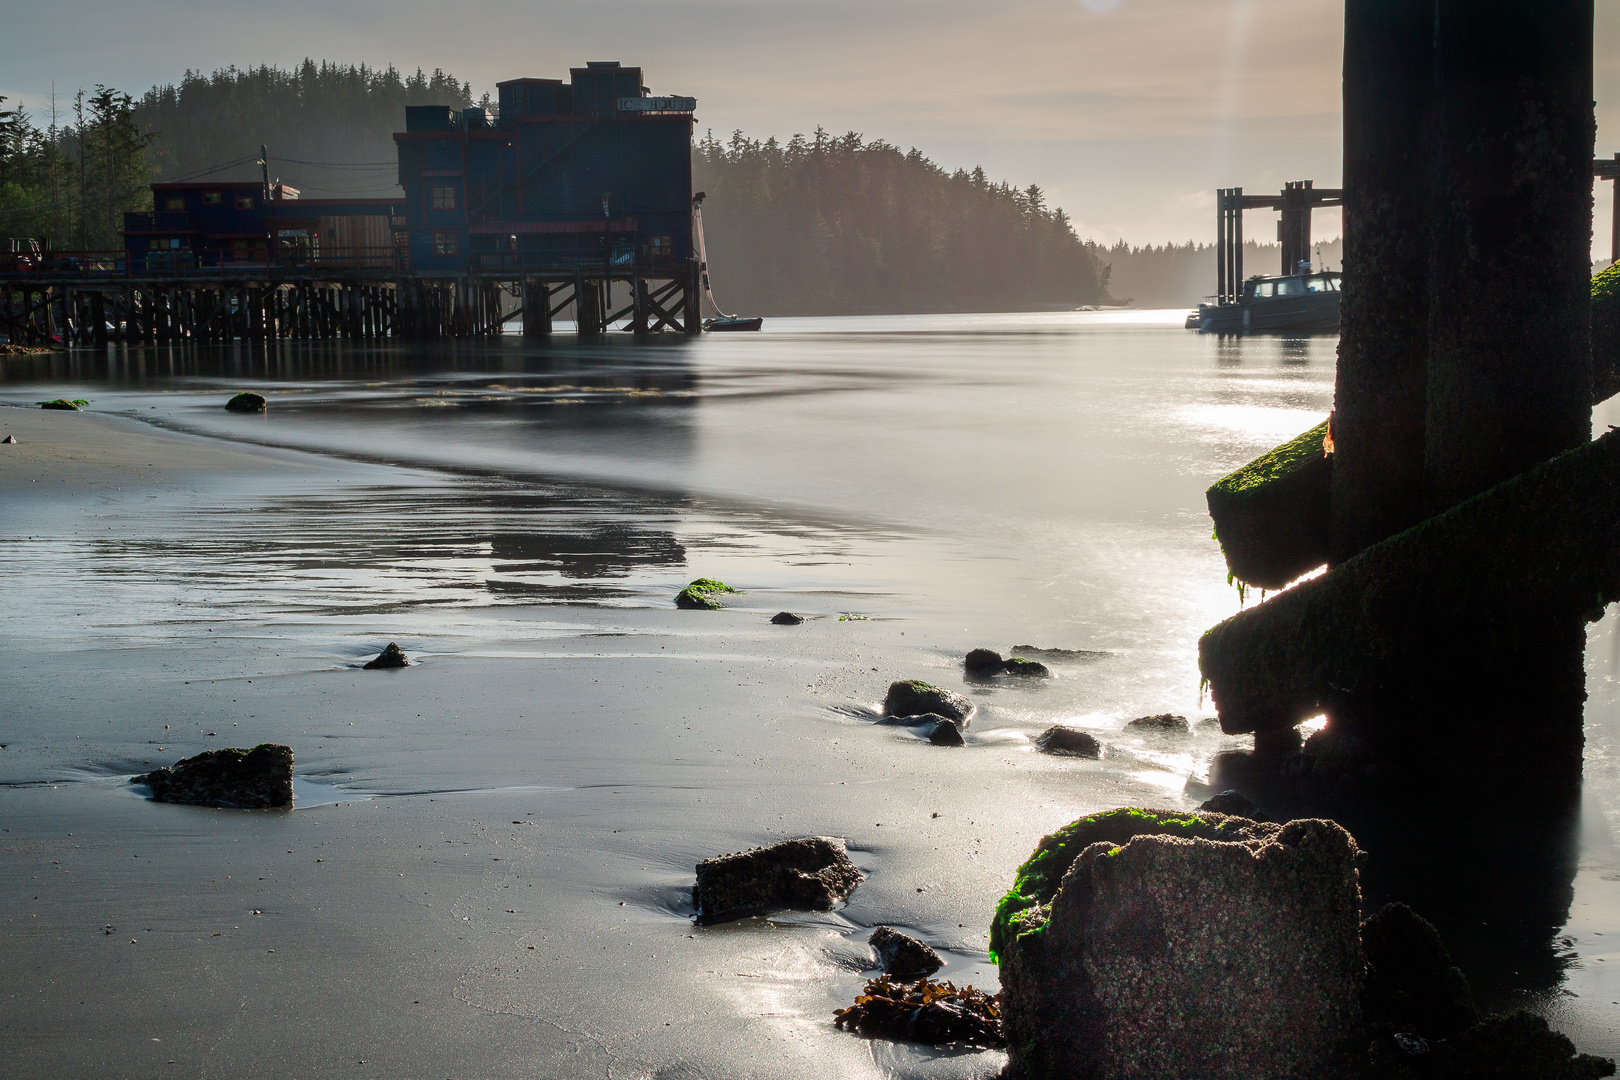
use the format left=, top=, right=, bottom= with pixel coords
left=394, top=61, right=696, bottom=273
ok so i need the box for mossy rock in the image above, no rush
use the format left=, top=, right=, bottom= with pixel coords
left=1002, top=657, right=1050, bottom=678
left=225, top=392, right=268, bottom=413
left=38, top=398, right=88, bottom=411
left=1206, top=420, right=1333, bottom=591
left=883, top=680, right=973, bottom=724
left=675, top=577, right=738, bottom=610
left=989, top=807, right=1270, bottom=963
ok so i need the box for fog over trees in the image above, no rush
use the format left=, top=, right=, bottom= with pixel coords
left=0, top=59, right=1317, bottom=311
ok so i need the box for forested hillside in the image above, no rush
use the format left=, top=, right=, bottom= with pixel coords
left=1096, top=237, right=1344, bottom=309
left=692, top=129, right=1106, bottom=315
left=134, top=62, right=474, bottom=197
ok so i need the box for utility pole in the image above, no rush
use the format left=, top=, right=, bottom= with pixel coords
left=261, top=145, right=270, bottom=202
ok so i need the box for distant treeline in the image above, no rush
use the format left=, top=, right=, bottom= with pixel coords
left=133, top=62, right=475, bottom=197
left=9, top=60, right=1303, bottom=317
left=0, top=87, right=153, bottom=249
left=693, top=129, right=1106, bottom=316
left=1094, top=238, right=1346, bottom=309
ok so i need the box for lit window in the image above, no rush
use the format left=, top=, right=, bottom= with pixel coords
left=203, top=192, right=222, bottom=205
left=433, top=231, right=459, bottom=256
left=431, top=186, right=457, bottom=210
left=235, top=195, right=254, bottom=210
left=164, top=197, right=184, bottom=211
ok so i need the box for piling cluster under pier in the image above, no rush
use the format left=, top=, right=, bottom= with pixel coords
left=0, top=263, right=704, bottom=346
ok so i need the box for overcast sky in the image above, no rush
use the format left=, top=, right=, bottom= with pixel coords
left=4, top=0, right=1619, bottom=251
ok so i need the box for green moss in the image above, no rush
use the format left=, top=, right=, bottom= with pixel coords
left=989, top=807, right=1238, bottom=964
left=1210, top=421, right=1329, bottom=499
left=675, top=577, right=739, bottom=610
left=38, top=398, right=88, bottom=410
left=1593, top=262, right=1620, bottom=306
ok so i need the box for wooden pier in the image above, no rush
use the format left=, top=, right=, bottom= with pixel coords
left=0, top=260, right=704, bottom=347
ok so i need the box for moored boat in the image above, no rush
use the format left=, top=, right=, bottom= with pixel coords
left=1192, top=267, right=1341, bottom=334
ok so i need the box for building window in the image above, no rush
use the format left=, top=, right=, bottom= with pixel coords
left=433, top=231, right=459, bottom=256
left=648, top=235, right=672, bottom=258
left=235, top=195, right=254, bottom=210
left=164, top=197, right=185, bottom=211
left=431, top=185, right=457, bottom=210
left=203, top=191, right=222, bottom=205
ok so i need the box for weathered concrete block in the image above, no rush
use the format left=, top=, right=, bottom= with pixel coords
left=1206, top=421, right=1333, bottom=591
left=996, top=808, right=1362, bottom=1080
left=1199, top=427, right=1620, bottom=738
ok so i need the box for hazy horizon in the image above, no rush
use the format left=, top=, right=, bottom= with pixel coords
left=5, top=0, right=1620, bottom=255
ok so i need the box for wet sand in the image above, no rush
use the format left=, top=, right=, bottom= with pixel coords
left=3, top=320, right=1619, bottom=1075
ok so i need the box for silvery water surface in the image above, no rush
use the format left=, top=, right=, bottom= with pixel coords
left=1, top=310, right=1617, bottom=1074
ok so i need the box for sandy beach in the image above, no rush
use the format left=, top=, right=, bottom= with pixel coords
left=3, top=320, right=1618, bottom=1076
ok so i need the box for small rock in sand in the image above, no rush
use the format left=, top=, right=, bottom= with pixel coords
left=771, top=611, right=804, bottom=625
left=1127, top=713, right=1189, bottom=732
left=1035, top=725, right=1101, bottom=758
left=676, top=577, right=738, bottom=610
left=1002, top=657, right=1051, bottom=678
left=964, top=648, right=1005, bottom=675
left=928, top=720, right=965, bottom=746
left=133, top=744, right=293, bottom=808
left=884, top=681, right=974, bottom=724
left=364, top=642, right=410, bottom=669
left=871, top=926, right=943, bottom=977
left=879, top=711, right=959, bottom=730
left=224, top=392, right=268, bottom=413
left=1199, top=790, right=1258, bottom=817
left=1, top=435, right=15, bottom=444
left=693, top=836, right=863, bottom=923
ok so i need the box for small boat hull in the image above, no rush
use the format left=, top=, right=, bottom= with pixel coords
left=1193, top=271, right=1341, bottom=334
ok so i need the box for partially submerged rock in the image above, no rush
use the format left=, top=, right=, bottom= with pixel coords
left=927, top=720, right=964, bottom=746
left=995, top=808, right=1363, bottom=1080
left=1126, top=712, right=1188, bottom=732
left=964, top=648, right=1005, bottom=675
left=363, top=642, right=410, bottom=669
left=1002, top=657, right=1050, bottom=678
left=878, top=711, right=959, bottom=730
left=224, top=392, right=268, bottom=413
left=1366, top=1011, right=1617, bottom=1080
left=1034, top=725, right=1100, bottom=758
left=693, top=836, right=862, bottom=923
left=38, top=398, right=87, bottom=411
left=770, top=611, right=804, bottom=625
left=883, top=681, right=973, bottom=725
left=676, top=577, right=738, bottom=610
left=834, top=976, right=1003, bottom=1048
left=133, top=744, right=294, bottom=809
left=1361, top=902, right=1478, bottom=1041
left=870, top=926, right=943, bottom=978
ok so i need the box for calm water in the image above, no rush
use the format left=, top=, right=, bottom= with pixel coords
left=2, top=311, right=1616, bottom=1068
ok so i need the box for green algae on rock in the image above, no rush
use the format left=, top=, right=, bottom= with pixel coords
left=675, top=577, right=738, bottom=609
left=1199, top=426, right=1620, bottom=739
left=1205, top=420, right=1333, bottom=591
left=38, top=398, right=89, bottom=410
left=1001, top=657, right=1050, bottom=678
left=1594, top=263, right=1620, bottom=403
left=995, top=809, right=1362, bottom=1080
